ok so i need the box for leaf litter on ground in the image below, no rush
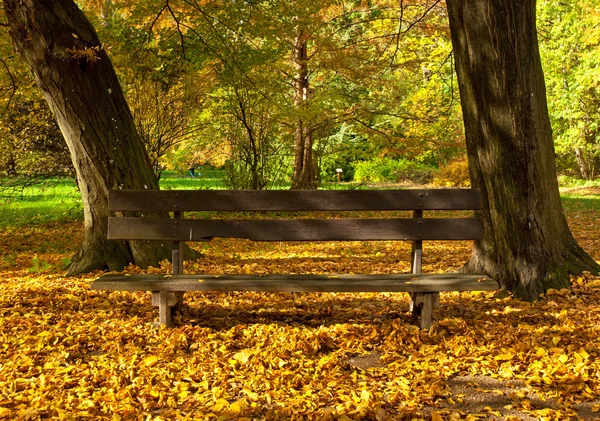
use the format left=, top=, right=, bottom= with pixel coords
left=0, top=202, right=599, bottom=420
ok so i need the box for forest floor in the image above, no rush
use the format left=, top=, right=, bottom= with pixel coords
left=0, top=187, right=599, bottom=420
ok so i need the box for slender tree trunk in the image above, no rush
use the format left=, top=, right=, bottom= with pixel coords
left=100, top=0, right=112, bottom=25
left=574, top=145, right=591, bottom=180
left=243, top=107, right=260, bottom=190
left=236, top=94, right=261, bottom=190
left=446, top=0, right=599, bottom=300
left=5, top=154, right=17, bottom=176
left=291, top=29, right=316, bottom=190
left=4, top=0, right=171, bottom=274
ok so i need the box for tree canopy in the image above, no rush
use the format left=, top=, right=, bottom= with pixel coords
left=2, top=1, right=598, bottom=186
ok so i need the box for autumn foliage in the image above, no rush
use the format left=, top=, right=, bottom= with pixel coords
left=1, top=191, right=600, bottom=420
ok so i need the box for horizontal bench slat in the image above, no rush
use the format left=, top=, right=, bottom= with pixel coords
left=108, top=217, right=483, bottom=241
left=109, top=189, right=481, bottom=212
left=91, top=273, right=499, bottom=293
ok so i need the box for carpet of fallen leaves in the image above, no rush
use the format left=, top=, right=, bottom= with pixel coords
left=1, top=199, right=600, bottom=420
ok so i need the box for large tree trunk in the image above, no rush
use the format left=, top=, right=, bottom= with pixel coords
left=4, top=0, right=171, bottom=274
left=291, top=30, right=316, bottom=190
left=446, top=0, right=599, bottom=300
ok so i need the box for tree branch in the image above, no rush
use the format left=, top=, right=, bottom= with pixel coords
left=0, top=55, right=17, bottom=119
left=384, top=0, right=442, bottom=72
left=352, top=117, right=392, bottom=142
left=145, top=4, right=168, bottom=44
left=165, top=0, right=186, bottom=59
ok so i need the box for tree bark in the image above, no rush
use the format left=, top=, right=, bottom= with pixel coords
left=291, top=29, right=316, bottom=190
left=574, top=146, right=591, bottom=180
left=446, top=0, right=599, bottom=300
left=4, top=0, right=171, bottom=274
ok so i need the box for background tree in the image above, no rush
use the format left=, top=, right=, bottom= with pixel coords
left=538, top=0, right=600, bottom=180
left=348, top=1, right=462, bottom=172
left=446, top=0, right=599, bottom=300
left=121, top=0, right=458, bottom=188
left=0, top=5, right=71, bottom=183
left=0, top=100, right=71, bottom=179
left=3, top=0, right=170, bottom=274
left=77, top=1, right=210, bottom=182
left=126, top=68, right=206, bottom=181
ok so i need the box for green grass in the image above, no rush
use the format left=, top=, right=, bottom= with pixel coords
left=1, top=174, right=599, bottom=229
left=558, top=177, right=600, bottom=212
left=0, top=177, right=83, bottom=228
left=557, top=175, right=600, bottom=189
left=0, top=172, right=228, bottom=228
left=561, top=193, right=600, bottom=212
left=159, top=169, right=228, bottom=190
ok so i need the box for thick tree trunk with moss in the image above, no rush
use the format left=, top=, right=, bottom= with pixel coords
left=4, top=0, right=171, bottom=274
left=446, top=0, right=599, bottom=300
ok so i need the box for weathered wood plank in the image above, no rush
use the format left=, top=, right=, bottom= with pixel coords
left=108, top=217, right=483, bottom=242
left=108, top=189, right=481, bottom=212
left=91, top=273, right=499, bottom=293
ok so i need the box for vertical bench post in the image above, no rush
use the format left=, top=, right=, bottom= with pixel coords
left=420, top=293, right=434, bottom=329
left=172, top=211, right=184, bottom=275
left=156, top=211, right=185, bottom=326
left=172, top=211, right=185, bottom=319
left=410, top=211, right=423, bottom=275
left=408, top=209, right=439, bottom=328
left=409, top=210, right=423, bottom=315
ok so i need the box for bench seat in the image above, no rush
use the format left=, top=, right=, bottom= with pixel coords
left=92, top=273, right=498, bottom=293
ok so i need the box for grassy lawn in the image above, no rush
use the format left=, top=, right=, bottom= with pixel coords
left=0, top=171, right=224, bottom=228
left=560, top=187, right=600, bottom=212
left=159, top=169, right=229, bottom=190
left=0, top=177, right=82, bottom=228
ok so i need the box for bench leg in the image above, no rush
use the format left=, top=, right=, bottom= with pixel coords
left=152, top=291, right=184, bottom=327
left=174, top=292, right=185, bottom=313
left=420, top=293, right=434, bottom=330
left=409, top=293, right=421, bottom=316
left=159, top=291, right=172, bottom=326
left=410, top=292, right=440, bottom=313
left=433, top=292, right=440, bottom=308
left=410, top=292, right=439, bottom=330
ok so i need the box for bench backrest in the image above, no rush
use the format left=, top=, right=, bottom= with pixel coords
left=107, top=189, right=483, bottom=243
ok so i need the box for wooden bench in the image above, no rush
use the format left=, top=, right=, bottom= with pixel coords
left=91, top=189, right=499, bottom=329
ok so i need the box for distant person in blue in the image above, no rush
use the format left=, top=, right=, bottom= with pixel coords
left=188, top=165, right=195, bottom=178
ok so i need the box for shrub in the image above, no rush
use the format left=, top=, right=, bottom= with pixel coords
left=320, top=155, right=355, bottom=182
left=433, top=158, right=471, bottom=187
left=353, top=158, right=435, bottom=184
left=353, top=159, right=389, bottom=183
